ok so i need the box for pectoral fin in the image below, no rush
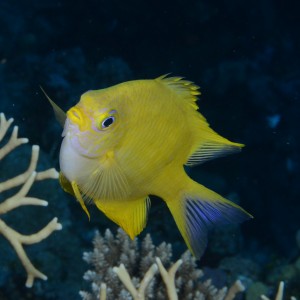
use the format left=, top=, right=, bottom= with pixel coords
left=94, top=197, right=151, bottom=239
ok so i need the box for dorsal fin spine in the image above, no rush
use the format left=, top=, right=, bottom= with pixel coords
left=156, top=75, right=201, bottom=110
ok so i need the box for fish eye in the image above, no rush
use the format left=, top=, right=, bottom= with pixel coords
left=96, top=110, right=118, bottom=131
left=101, top=116, right=115, bottom=129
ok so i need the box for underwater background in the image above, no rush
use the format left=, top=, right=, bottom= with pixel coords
left=0, top=0, right=299, bottom=299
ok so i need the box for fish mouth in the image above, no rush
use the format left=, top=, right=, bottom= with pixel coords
left=62, top=118, right=102, bottom=159
left=66, top=106, right=90, bottom=132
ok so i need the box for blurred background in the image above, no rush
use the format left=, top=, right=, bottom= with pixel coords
left=0, top=0, right=299, bottom=299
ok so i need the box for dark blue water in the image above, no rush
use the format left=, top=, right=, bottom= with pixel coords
left=0, top=0, right=299, bottom=299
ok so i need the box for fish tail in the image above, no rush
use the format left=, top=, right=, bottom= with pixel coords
left=165, top=178, right=252, bottom=259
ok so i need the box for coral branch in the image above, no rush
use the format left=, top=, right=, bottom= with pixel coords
left=0, top=113, right=28, bottom=160
left=156, top=257, right=182, bottom=300
left=0, top=113, right=62, bottom=287
left=225, top=280, right=245, bottom=300
left=0, top=217, right=62, bottom=287
left=0, top=171, right=48, bottom=214
left=113, top=263, right=158, bottom=300
left=0, top=145, right=58, bottom=193
left=260, top=282, right=293, bottom=300
left=81, top=229, right=249, bottom=300
left=139, top=264, right=158, bottom=297
left=99, top=283, right=107, bottom=300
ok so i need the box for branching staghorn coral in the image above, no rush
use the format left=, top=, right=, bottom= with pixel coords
left=80, top=228, right=245, bottom=300
left=261, top=281, right=297, bottom=300
left=0, top=112, right=62, bottom=288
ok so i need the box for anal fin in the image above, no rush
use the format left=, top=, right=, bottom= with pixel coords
left=95, top=197, right=151, bottom=239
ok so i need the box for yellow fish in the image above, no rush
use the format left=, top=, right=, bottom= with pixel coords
left=46, top=75, right=252, bottom=258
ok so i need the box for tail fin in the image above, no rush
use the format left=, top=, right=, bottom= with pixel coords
left=165, top=179, right=252, bottom=259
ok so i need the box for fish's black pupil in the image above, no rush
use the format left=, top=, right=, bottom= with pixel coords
left=102, top=116, right=114, bottom=128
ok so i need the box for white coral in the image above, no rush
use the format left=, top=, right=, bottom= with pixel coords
left=0, top=112, right=62, bottom=288
left=261, top=281, right=297, bottom=300
left=81, top=228, right=245, bottom=300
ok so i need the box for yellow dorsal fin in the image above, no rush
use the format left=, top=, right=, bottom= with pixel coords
left=186, top=139, right=244, bottom=166
left=186, top=116, right=244, bottom=166
left=95, top=197, right=151, bottom=239
left=40, top=86, right=66, bottom=127
left=156, top=75, right=201, bottom=110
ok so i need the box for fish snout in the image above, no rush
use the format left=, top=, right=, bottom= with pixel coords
left=67, top=107, right=87, bottom=131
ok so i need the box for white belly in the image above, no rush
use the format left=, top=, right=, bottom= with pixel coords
left=59, top=135, right=94, bottom=183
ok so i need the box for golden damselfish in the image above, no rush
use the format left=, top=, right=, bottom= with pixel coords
left=47, top=75, right=252, bottom=258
